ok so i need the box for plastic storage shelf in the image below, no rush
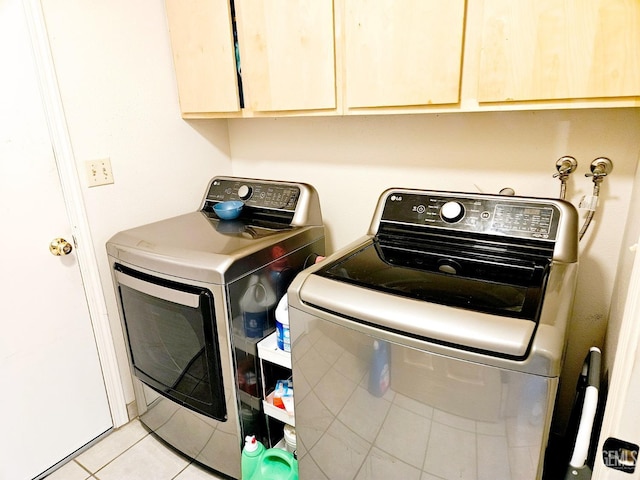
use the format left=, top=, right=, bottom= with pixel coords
left=263, top=392, right=295, bottom=426
left=257, top=332, right=291, bottom=369
left=257, top=332, right=295, bottom=427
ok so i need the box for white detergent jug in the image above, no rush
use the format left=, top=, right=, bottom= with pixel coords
left=240, top=274, right=276, bottom=338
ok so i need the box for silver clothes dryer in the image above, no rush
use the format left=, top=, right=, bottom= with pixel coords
left=107, top=176, right=324, bottom=479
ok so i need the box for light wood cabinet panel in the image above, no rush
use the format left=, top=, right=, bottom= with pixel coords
left=343, top=0, right=466, bottom=110
left=165, top=0, right=240, bottom=115
left=478, top=0, right=640, bottom=103
left=164, top=0, right=639, bottom=118
left=235, top=0, right=336, bottom=112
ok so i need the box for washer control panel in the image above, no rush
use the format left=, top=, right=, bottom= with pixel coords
left=381, top=191, right=561, bottom=240
left=204, top=178, right=300, bottom=211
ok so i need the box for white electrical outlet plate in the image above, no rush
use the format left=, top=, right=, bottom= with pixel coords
left=86, top=158, right=114, bottom=187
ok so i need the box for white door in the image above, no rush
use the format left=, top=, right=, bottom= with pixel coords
left=0, top=1, right=113, bottom=479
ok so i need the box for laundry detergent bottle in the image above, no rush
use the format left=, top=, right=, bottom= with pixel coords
left=240, top=274, right=276, bottom=338
left=241, top=435, right=265, bottom=480
left=241, top=435, right=298, bottom=480
left=254, top=448, right=298, bottom=480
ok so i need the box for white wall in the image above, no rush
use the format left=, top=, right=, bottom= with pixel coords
left=229, top=109, right=640, bottom=429
left=41, top=0, right=232, bottom=405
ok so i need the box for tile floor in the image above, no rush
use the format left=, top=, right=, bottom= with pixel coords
left=46, top=419, right=226, bottom=480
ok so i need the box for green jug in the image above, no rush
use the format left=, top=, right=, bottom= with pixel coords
left=254, top=448, right=298, bottom=480
left=241, top=435, right=298, bottom=480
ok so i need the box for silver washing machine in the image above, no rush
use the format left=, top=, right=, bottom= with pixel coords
left=288, top=188, right=578, bottom=480
left=107, top=176, right=324, bottom=479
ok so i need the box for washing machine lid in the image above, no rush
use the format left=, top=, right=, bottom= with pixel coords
left=316, top=238, right=550, bottom=321
left=305, top=237, right=549, bottom=358
left=298, top=270, right=538, bottom=359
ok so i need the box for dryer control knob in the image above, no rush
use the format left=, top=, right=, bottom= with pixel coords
left=238, top=185, right=252, bottom=200
left=440, top=201, right=465, bottom=223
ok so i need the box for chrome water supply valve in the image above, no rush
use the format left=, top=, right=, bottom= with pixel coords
left=578, top=157, right=614, bottom=241
left=554, top=156, right=579, bottom=178
left=554, top=155, right=578, bottom=199
left=586, top=157, right=613, bottom=182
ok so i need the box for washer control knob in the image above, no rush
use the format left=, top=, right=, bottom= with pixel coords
left=440, top=201, right=465, bottom=223
left=237, top=185, right=252, bottom=200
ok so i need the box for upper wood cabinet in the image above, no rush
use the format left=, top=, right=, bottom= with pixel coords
left=234, top=0, right=336, bottom=113
left=478, top=0, right=640, bottom=103
left=165, top=0, right=336, bottom=117
left=342, top=0, right=466, bottom=111
left=164, top=0, right=640, bottom=118
left=165, top=0, right=240, bottom=116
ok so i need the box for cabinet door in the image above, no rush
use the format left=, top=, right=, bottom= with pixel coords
left=235, top=0, right=336, bottom=113
left=343, top=0, right=466, bottom=110
left=165, top=0, right=240, bottom=115
left=478, top=0, right=640, bottom=102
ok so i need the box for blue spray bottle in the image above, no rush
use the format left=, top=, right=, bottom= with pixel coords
left=368, top=340, right=390, bottom=397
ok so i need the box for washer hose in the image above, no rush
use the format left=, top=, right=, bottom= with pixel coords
left=578, top=180, right=601, bottom=241
left=579, top=159, right=611, bottom=241
left=559, top=176, right=569, bottom=200
left=554, top=156, right=578, bottom=200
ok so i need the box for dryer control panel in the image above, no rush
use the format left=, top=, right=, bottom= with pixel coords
left=203, top=178, right=300, bottom=211
left=199, top=176, right=323, bottom=228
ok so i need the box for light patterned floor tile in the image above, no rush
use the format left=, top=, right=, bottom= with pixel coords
left=76, top=419, right=148, bottom=472
left=93, top=434, right=188, bottom=480
left=337, top=386, right=391, bottom=442
left=477, top=434, right=511, bottom=480
left=374, top=404, right=431, bottom=469
left=309, top=419, right=370, bottom=480
left=423, top=421, right=477, bottom=480
left=45, top=460, right=91, bottom=480
left=355, top=447, right=421, bottom=480
left=433, top=408, right=477, bottom=433
left=174, top=462, right=227, bottom=479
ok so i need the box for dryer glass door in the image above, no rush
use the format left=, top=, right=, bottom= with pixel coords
left=114, top=264, right=227, bottom=421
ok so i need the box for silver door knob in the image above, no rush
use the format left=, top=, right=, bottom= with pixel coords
left=50, top=237, right=73, bottom=256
